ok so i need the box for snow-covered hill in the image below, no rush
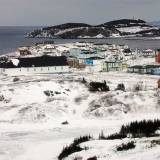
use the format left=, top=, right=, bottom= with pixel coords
left=27, top=19, right=160, bottom=39
left=0, top=72, right=159, bottom=160
left=0, top=72, right=159, bottom=123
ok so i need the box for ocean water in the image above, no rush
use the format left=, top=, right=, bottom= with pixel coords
left=0, top=26, right=44, bottom=55
left=0, top=26, right=160, bottom=55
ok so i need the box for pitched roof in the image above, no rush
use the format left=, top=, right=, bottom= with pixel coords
left=0, top=55, right=68, bottom=68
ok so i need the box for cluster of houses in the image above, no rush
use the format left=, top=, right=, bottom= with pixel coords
left=128, top=49, right=160, bottom=75
left=0, top=41, right=160, bottom=76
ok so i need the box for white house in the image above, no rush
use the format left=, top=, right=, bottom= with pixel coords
left=0, top=55, right=70, bottom=76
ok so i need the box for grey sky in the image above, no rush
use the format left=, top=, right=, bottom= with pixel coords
left=0, top=0, right=159, bottom=26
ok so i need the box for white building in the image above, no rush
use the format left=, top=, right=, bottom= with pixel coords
left=0, top=55, right=70, bottom=76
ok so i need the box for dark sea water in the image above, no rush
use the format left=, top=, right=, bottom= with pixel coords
left=0, top=26, right=160, bottom=55
left=0, top=26, right=44, bottom=54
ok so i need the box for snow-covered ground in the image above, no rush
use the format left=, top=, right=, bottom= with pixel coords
left=117, top=26, right=155, bottom=34
left=0, top=71, right=159, bottom=160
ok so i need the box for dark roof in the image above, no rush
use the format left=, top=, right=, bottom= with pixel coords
left=94, top=43, right=106, bottom=46
left=128, top=65, right=145, bottom=69
left=0, top=55, right=68, bottom=68
left=123, top=48, right=132, bottom=53
left=86, top=57, right=104, bottom=60
left=129, top=65, right=160, bottom=69
left=104, top=61, right=122, bottom=63
left=145, top=65, right=160, bottom=68
left=81, top=51, right=96, bottom=54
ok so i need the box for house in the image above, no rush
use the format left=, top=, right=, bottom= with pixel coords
left=82, top=56, right=104, bottom=65
left=128, top=65, right=160, bottom=75
left=69, top=48, right=98, bottom=59
left=67, top=58, right=85, bottom=69
left=102, top=61, right=125, bottom=72
left=42, top=45, right=60, bottom=56
left=69, top=48, right=81, bottom=58
left=0, top=55, right=70, bottom=76
left=142, top=49, right=155, bottom=57
left=151, top=68, right=160, bottom=75
left=128, top=65, right=147, bottom=74
left=78, top=50, right=97, bottom=59
left=84, top=57, right=104, bottom=72
left=18, top=47, right=31, bottom=56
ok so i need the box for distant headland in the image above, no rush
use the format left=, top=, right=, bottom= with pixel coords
left=27, top=19, right=160, bottom=39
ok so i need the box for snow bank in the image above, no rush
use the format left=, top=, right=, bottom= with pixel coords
left=11, top=59, right=19, bottom=66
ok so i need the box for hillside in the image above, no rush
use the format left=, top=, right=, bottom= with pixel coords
left=0, top=72, right=159, bottom=160
left=27, top=19, right=160, bottom=39
left=98, top=19, right=147, bottom=28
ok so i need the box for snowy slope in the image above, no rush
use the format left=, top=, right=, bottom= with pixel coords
left=0, top=72, right=159, bottom=160
left=117, top=26, right=152, bottom=34
left=66, top=137, right=160, bottom=160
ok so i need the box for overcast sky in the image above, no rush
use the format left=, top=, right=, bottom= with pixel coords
left=0, top=0, right=159, bottom=26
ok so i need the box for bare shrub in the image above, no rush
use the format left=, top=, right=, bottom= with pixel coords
left=13, top=77, right=20, bottom=82
left=0, top=95, right=5, bottom=101
left=87, top=156, right=97, bottom=160
left=89, top=81, right=110, bottom=92
left=133, top=81, right=144, bottom=92
left=61, top=121, right=69, bottom=125
left=116, top=141, right=135, bottom=151
left=116, top=83, right=125, bottom=91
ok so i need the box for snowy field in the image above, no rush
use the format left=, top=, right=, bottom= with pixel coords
left=0, top=72, right=159, bottom=160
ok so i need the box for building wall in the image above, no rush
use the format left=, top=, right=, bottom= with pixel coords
left=1, top=66, right=69, bottom=76
left=156, top=52, right=160, bottom=63
left=69, top=48, right=81, bottom=57
left=102, top=62, right=123, bottom=72
left=151, top=68, right=160, bottom=75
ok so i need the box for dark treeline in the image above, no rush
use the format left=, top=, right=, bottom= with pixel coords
left=58, top=135, right=92, bottom=160
left=120, top=119, right=160, bottom=137
left=99, top=119, right=160, bottom=140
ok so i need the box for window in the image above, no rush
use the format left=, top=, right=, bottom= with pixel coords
left=61, top=66, right=63, bottom=70
left=20, top=68, right=21, bottom=71
left=27, top=68, right=29, bottom=72
left=41, top=68, right=43, bottom=71
left=48, top=67, right=50, bottom=71
left=34, top=68, right=36, bottom=71
left=55, top=67, right=56, bottom=70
